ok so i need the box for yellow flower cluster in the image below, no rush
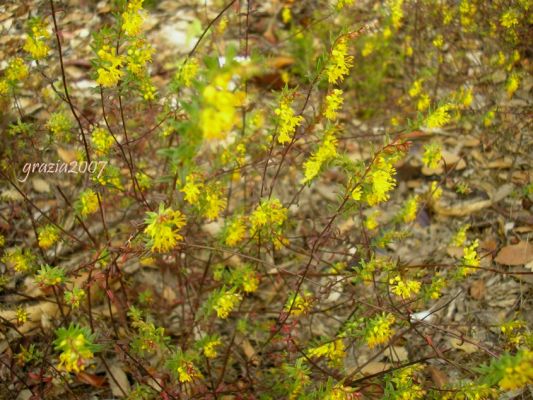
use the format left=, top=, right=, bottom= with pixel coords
left=425, top=104, right=453, bottom=128
left=37, top=224, right=60, bottom=249
left=459, top=239, right=479, bottom=276
left=307, top=339, right=345, bottom=367
left=203, top=186, right=227, bottom=220
left=126, top=39, right=153, bottom=77
left=177, top=361, right=202, bottom=383
left=250, top=198, right=288, bottom=248
left=326, top=37, right=353, bottom=84
left=500, top=9, right=520, bottom=29
left=91, top=127, right=114, bottom=155
left=399, top=195, right=418, bottom=223
left=451, top=224, right=470, bottom=247
left=64, top=287, right=86, bottom=309
left=203, top=338, right=221, bottom=359
left=77, top=189, right=99, bottom=217
left=275, top=95, right=303, bottom=144
left=459, top=0, right=477, bottom=31
left=324, top=89, right=344, bottom=120
left=388, top=0, right=405, bottom=30
left=1, top=248, right=34, bottom=273
left=122, top=0, right=145, bottom=36
left=214, top=291, right=242, bottom=319
left=181, top=174, right=203, bottom=204
left=224, top=217, right=247, bottom=247
left=144, top=204, right=187, bottom=253
left=16, top=306, right=28, bottom=325
left=325, top=385, right=355, bottom=400
left=365, top=210, right=380, bottom=230
left=389, top=275, right=421, bottom=299
left=96, top=45, right=124, bottom=88
left=24, top=18, right=50, bottom=60
left=422, top=142, right=442, bottom=169
left=175, top=58, right=199, bottom=87
left=506, top=72, right=520, bottom=98
left=200, top=74, right=244, bottom=139
left=365, top=313, right=395, bottom=348
left=498, top=350, right=533, bottom=390
left=336, top=0, right=355, bottom=10
left=57, top=333, right=95, bottom=373
left=301, top=129, right=338, bottom=183
left=5, top=58, right=29, bottom=83
left=365, top=156, right=397, bottom=206
left=284, top=291, right=313, bottom=316
left=46, top=112, right=73, bottom=141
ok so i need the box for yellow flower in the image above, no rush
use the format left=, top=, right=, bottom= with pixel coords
left=16, top=306, right=27, bottom=325
left=421, top=142, right=442, bottom=169
left=242, top=271, right=259, bottom=293
left=1, top=248, right=34, bottom=273
left=432, top=34, right=444, bottom=49
left=249, top=198, right=288, bottom=247
left=76, top=189, right=99, bottom=217
left=275, top=96, right=303, bottom=144
left=5, top=58, right=29, bottom=83
left=144, top=204, right=187, bottom=253
left=336, top=0, right=355, bottom=9
left=324, top=89, right=344, bottom=120
left=214, top=291, right=242, bottom=319
left=225, top=217, right=246, bottom=247
left=498, top=351, right=533, bottom=390
left=203, top=188, right=226, bottom=220
left=417, top=93, right=430, bottom=111
left=389, top=275, right=421, bottom=299
left=175, top=58, right=199, bottom=87
left=365, top=156, right=396, bottom=205
left=301, top=129, right=337, bottom=183
left=389, top=0, right=404, bottom=30
left=408, top=79, right=423, bottom=98
left=281, top=7, right=292, bottom=24
left=37, top=224, right=60, bottom=249
left=425, top=104, right=453, bottom=128
left=451, top=224, right=469, bottom=247
left=506, top=72, right=520, bottom=98
left=23, top=18, right=50, bottom=60
left=400, top=195, right=418, bottom=223
left=351, top=186, right=362, bottom=201
left=122, top=0, right=145, bottom=36
left=365, top=313, right=395, bottom=348
left=200, top=74, right=244, bottom=139
left=181, top=174, right=203, bottom=205
left=91, top=127, right=114, bottom=155
left=308, top=339, right=345, bottom=367
left=459, top=239, right=479, bottom=276
left=365, top=210, right=379, bottom=230
left=428, top=181, right=442, bottom=202
left=126, top=39, right=153, bottom=77
left=500, top=9, right=520, bottom=29
left=284, top=291, right=313, bottom=316
left=95, top=46, right=124, bottom=88
left=326, top=37, right=353, bottom=84
left=203, top=339, right=221, bottom=359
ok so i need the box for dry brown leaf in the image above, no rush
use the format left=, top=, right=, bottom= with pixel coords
left=107, top=363, right=131, bottom=397
left=494, top=241, right=533, bottom=266
left=57, top=147, right=77, bottom=163
left=469, top=280, right=486, bottom=300
left=359, top=361, right=391, bottom=375
left=32, top=177, right=51, bottom=193
left=427, top=366, right=449, bottom=388
left=449, top=338, right=478, bottom=353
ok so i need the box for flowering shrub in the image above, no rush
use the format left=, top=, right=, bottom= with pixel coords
left=0, top=0, right=531, bottom=399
